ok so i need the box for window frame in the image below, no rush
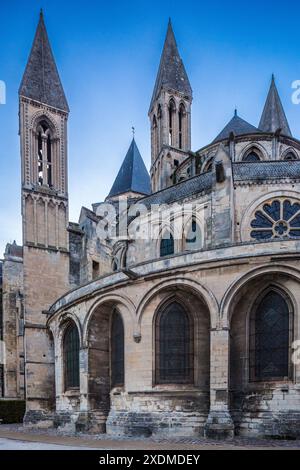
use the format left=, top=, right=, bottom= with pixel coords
left=110, top=309, right=125, bottom=388
left=63, top=322, right=80, bottom=391
left=248, top=287, right=293, bottom=383
left=154, top=299, right=194, bottom=385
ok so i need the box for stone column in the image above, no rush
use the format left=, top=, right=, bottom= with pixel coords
left=204, top=327, right=234, bottom=439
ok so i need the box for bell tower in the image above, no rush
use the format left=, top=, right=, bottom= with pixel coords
left=149, top=20, right=192, bottom=191
left=19, top=11, right=70, bottom=423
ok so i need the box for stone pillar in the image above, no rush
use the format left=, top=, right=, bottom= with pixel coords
left=204, top=327, right=234, bottom=439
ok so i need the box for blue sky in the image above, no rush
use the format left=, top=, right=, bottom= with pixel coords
left=1, top=0, right=300, bottom=256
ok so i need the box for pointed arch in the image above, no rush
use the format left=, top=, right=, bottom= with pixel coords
left=239, top=143, right=267, bottom=162
left=282, top=148, right=298, bottom=160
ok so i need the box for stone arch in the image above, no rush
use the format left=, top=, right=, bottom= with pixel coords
left=136, top=277, right=219, bottom=330
left=220, top=264, right=300, bottom=327
left=226, top=266, right=299, bottom=432
left=83, top=296, right=134, bottom=428
left=83, top=293, right=136, bottom=347
left=240, top=190, right=300, bottom=242
left=145, top=284, right=211, bottom=394
left=57, top=311, right=83, bottom=349
left=281, top=147, right=299, bottom=160
left=238, top=142, right=268, bottom=162
left=30, top=110, right=60, bottom=137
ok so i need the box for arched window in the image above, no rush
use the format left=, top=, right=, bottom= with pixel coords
left=160, top=232, right=174, bottom=257
left=155, top=301, right=193, bottom=383
left=185, top=218, right=202, bottom=250
left=37, top=120, right=53, bottom=187
left=284, top=152, right=297, bottom=161
left=111, top=310, right=124, bottom=387
left=242, top=150, right=261, bottom=162
left=168, top=100, right=176, bottom=146
left=64, top=323, right=80, bottom=389
left=178, top=104, right=186, bottom=150
left=249, top=290, right=291, bottom=381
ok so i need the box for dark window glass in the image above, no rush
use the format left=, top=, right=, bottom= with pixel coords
left=111, top=310, right=124, bottom=387
left=160, top=233, right=174, bottom=257
left=250, top=291, right=291, bottom=381
left=243, top=151, right=260, bottom=162
left=64, top=324, right=80, bottom=389
left=156, top=302, right=193, bottom=384
left=284, top=152, right=297, bottom=160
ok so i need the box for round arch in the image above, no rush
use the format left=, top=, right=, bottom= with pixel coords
left=136, top=276, right=219, bottom=331
left=83, top=293, right=136, bottom=347
left=220, top=264, right=300, bottom=326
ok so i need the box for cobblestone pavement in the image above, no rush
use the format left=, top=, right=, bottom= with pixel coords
left=0, top=424, right=299, bottom=450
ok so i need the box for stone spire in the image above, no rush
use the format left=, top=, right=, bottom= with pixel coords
left=258, top=75, right=291, bottom=137
left=19, top=10, right=69, bottom=112
left=149, top=19, right=192, bottom=112
left=107, top=139, right=151, bottom=199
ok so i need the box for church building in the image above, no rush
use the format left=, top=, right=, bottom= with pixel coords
left=1, top=11, right=300, bottom=439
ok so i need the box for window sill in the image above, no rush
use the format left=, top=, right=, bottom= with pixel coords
left=63, top=388, right=80, bottom=397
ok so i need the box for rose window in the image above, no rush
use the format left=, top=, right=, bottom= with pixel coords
left=250, top=199, right=300, bottom=240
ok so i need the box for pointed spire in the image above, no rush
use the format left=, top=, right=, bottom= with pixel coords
left=213, top=111, right=261, bottom=143
left=107, top=139, right=151, bottom=199
left=19, top=11, right=69, bottom=112
left=149, top=20, right=192, bottom=112
left=258, top=76, right=291, bottom=136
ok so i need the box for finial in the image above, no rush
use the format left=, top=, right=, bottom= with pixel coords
left=271, top=73, right=275, bottom=82
left=40, top=8, right=44, bottom=18
left=234, top=108, right=237, bottom=117
left=132, top=126, right=135, bottom=138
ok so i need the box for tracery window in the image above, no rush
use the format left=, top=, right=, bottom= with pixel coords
left=250, top=199, right=300, bottom=240
left=249, top=290, right=291, bottom=381
left=64, top=323, right=80, bottom=389
left=155, top=301, right=193, bottom=384
left=111, top=310, right=124, bottom=387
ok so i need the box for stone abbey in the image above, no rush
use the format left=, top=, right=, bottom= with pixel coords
left=1, top=11, right=300, bottom=439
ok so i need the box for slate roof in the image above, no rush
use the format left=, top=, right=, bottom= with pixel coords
left=19, top=11, right=69, bottom=112
left=138, top=171, right=212, bottom=208
left=107, top=139, right=151, bottom=198
left=149, top=20, right=192, bottom=112
left=259, top=76, right=291, bottom=137
left=213, top=111, right=261, bottom=143
left=233, top=160, right=300, bottom=181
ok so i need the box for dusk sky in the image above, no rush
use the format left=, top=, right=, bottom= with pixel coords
left=1, top=0, right=300, bottom=256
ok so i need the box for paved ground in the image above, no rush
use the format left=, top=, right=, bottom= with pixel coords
left=0, top=438, right=94, bottom=450
left=0, top=424, right=299, bottom=450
